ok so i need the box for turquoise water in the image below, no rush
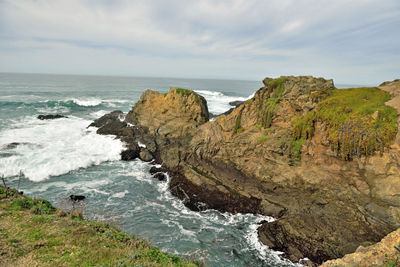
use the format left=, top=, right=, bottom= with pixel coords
left=0, top=73, right=298, bottom=267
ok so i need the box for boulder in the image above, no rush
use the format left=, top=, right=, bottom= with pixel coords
left=139, top=148, right=153, bottom=162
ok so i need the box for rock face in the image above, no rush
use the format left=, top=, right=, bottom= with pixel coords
left=321, top=228, right=400, bottom=267
left=125, top=88, right=209, bottom=140
left=92, top=77, right=400, bottom=265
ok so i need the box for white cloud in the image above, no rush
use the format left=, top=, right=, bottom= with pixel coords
left=0, top=0, right=399, bottom=84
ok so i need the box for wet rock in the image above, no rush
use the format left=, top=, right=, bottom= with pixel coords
left=153, top=172, right=167, bottom=181
left=139, top=148, right=153, bottom=162
left=68, top=195, right=86, bottom=201
left=89, top=110, right=124, bottom=128
left=37, top=114, right=67, bottom=120
left=121, top=143, right=140, bottom=161
left=149, top=166, right=167, bottom=174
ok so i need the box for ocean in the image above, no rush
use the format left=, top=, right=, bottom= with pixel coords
left=0, top=72, right=301, bottom=267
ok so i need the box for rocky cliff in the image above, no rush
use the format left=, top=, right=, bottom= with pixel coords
left=91, top=76, right=400, bottom=266
left=321, top=228, right=400, bottom=266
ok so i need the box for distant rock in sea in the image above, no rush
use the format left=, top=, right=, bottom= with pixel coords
left=37, top=114, right=67, bottom=120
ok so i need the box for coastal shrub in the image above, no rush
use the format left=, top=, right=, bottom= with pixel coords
left=257, top=78, right=287, bottom=128
left=292, top=87, right=398, bottom=160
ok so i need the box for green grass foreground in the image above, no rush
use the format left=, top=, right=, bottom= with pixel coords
left=0, top=187, right=202, bottom=267
left=292, top=87, right=398, bottom=160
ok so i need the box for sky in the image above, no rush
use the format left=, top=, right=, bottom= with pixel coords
left=0, top=0, right=399, bottom=85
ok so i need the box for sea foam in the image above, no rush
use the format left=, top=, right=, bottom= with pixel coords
left=195, top=90, right=254, bottom=115
left=0, top=116, right=124, bottom=181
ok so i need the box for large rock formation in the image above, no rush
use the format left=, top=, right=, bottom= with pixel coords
left=92, top=77, right=400, bottom=266
left=321, top=228, right=400, bottom=267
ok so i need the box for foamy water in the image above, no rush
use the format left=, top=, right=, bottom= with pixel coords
left=0, top=116, right=124, bottom=181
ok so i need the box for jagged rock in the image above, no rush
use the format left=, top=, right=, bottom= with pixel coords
left=37, top=114, right=67, bottom=120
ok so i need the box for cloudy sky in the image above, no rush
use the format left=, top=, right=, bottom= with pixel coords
left=0, top=0, right=399, bottom=84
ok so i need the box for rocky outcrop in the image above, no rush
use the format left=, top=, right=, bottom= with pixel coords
left=321, top=228, right=400, bottom=266
left=125, top=88, right=209, bottom=140
left=92, top=76, right=400, bottom=265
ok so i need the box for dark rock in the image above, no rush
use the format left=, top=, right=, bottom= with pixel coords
left=37, top=114, right=67, bottom=120
left=153, top=172, right=167, bottom=181
left=209, top=113, right=217, bottom=120
left=221, top=107, right=235, bottom=116
left=139, top=148, right=153, bottom=162
left=149, top=166, right=167, bottom=174
left=88, top=110, right=124, bottom=128
left=97, top=120, right=127, bottom=136
left=121, top=143, right=140, bottom=161
left=3, top=142, right=26, bottom=150
left=229, top=100, right=244, bottom=107
left=68, top=195, right=86, bottom=201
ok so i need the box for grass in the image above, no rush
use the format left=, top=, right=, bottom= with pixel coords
left=292, top=87, right=398, bottom=160
left=257, top=78, right=287, bottom=128
left=175, top=88, right=194, bottom=96
left=0, top=186, right=202, bottom=267
left=234, top=111, right=243, bottom=134
left=257, top=135, right=271, bottom=143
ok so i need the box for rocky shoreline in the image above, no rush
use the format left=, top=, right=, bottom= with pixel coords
left=90, top=78, right=400, bottom=266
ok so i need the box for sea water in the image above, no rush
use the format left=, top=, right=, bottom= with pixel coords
left=0, top=73, right=299, bottom=267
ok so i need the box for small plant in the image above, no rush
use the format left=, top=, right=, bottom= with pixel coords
left=383, top=258, right=399, bottom=267
left=234, top=111, right=243, bottom=134
left=257, top=135, right=271, bottom=143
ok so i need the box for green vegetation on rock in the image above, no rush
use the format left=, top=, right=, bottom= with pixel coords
left=175, top=88, right=194, bottom=96
left=292, top=87, right=398, bottom=160
left=234, top=111, right=243, bottom=134
left=257, top=78, right=287, bottom=128
left=0, top=187, right=201, bottom=267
